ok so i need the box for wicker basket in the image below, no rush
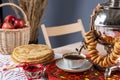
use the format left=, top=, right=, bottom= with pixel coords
left=0, top=3, right=30, bottom=54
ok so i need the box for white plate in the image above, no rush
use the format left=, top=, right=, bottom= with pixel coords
left=56, top=59, right=92, bottom=72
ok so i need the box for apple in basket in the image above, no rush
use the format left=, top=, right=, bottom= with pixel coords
left=0, top=23, right=2, bottom=28
left=2, top=15, right=26, bottom=29
left=2, top=22, right=14, bottom=29
left=4, top=15, right=16, bottom=25
left=14, top=18, right=25, bottom=28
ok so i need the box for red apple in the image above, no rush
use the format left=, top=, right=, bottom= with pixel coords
left=0, top=19, right=2, bottom=28
left=14, top=19, right=25, bottom=28
left=0, top=23, right=2, bottom=28
left=4, top=15, right=16, bottom=25
left=2, top=22, right=14, bottom=29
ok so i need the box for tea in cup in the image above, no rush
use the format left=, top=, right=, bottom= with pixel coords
left=63, top=52, right=86, bottom=69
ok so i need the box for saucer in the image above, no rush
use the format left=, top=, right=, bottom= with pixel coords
left=56, top=59, right=92, bottom=72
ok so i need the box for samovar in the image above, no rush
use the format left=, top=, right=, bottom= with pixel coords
left=80, top=0, right=120, bottom=78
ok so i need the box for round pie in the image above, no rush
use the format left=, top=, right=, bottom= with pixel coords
left=11, top=44, right=55, bottom=64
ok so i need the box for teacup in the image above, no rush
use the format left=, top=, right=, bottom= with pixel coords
left=63, top=52, right=86, bottom=69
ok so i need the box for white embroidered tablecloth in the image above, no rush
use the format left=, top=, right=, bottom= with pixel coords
left=0, top=54, right=62, bottom=80
left=0, top=55, right=27, bottom=80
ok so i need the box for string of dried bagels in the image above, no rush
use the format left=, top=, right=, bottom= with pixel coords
left=84, top=30, right=120, bottom=67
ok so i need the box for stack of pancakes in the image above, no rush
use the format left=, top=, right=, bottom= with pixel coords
left=11, top=44, right=54, bottom=64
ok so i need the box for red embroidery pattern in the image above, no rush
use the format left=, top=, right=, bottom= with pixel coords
left=46, top=59, right=120, bottom=80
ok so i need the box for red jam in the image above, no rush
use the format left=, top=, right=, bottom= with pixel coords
left=23, top=63, right=44, bottom=72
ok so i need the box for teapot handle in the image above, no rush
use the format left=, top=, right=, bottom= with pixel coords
left=90, top=4, right=103, bottom=30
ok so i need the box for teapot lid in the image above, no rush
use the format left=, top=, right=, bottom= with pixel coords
left=102, top=0, right=120, bottom=9
left=94, top=0, right=120, bottom=27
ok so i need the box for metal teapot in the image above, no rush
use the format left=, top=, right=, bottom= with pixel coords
left=93, top=0, right=120, bottom=38
left=90, top=0, right=120, bottom=78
